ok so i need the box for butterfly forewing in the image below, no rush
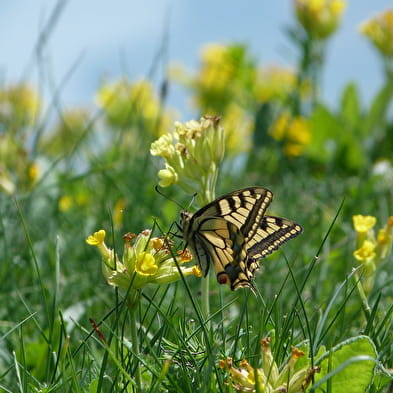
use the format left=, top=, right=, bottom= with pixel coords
left=180, top=187, right=302, bottom=291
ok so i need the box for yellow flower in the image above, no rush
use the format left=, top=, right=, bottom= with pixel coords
left=294, top=0, right=346, bottom=39
left=255, top=65, right=305, bottom=103
left=28, top=162, right=39, bottom=183
left=269, top=113, right=312, bottom=157
left=135, top=252, right=158, bottom=275
left=96, top=78, right=174, bottom=136
left=353, top=240, right=376, bottom=263
left=87, top=229, right=199, bottom=290
left=86, top=230, right=113, bottom=262
left=0, top=84, right=40, bottom=128
left=360, top=9, right=393, bottom=57
left=86, top=229, right=106, bottom=246
left=59, top=195, right=73, bottom=212
left=220, top=337, right=320, bottom=393
left=353, top=215, right=377, bottom=233
left=151, top=116, right=225, bottom=205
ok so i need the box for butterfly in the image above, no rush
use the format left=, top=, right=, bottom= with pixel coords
left=180, top=187, right=302, bottom=291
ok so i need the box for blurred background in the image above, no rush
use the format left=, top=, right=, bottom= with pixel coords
left=1, top=0, right=391, bottom=113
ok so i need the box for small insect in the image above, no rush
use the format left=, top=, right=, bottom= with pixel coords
left=180, top=187, right=302, bottom=291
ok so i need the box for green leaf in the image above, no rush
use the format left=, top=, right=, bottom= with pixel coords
left=362, top=80, right=393, bottom=134
left=312, top=336, right=377, bottom=393
left=339, top=82, right=361, bottom=131
left=306, top=104, right=343, bottom=163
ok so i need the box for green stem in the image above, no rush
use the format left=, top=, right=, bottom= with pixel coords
left=353, top=270, right=371, bottom=319
left=201, top=276, right=210, bottom=326
left=128, top=291, right=142, bottom=390
left=199, top=178, right=217, bottom=328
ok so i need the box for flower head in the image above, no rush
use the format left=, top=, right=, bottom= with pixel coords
left=352, top=214, right=393, bottom=294
left=151, top=116, right=225, bottom=205
left=220, top=337, right=320, bottom=393
left=96, top=78, right=174, bottom=136
left=353, top=215, right=377, bottom=233
left=268, top=113, right=312, bottom=157
left=294, top=0, right=346, bottom=39
left=86, top=229, right=199, bottom=290
left=360, top=9, right=393, bottom=57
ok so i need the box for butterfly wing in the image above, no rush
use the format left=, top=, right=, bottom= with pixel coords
left=181, top=187, right=302, bottom=291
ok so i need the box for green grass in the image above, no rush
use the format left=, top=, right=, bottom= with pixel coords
left=1, top=4, right=393, bottom=391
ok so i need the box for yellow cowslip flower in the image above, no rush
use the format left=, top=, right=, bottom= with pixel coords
left=0, top=84, right=40, bottom=128
left=294, top=0, right=346, bottom=39
left=255, top=65, right=311, bottom=103
left=354, top=240, right=376, bottom=263
left=220, top=337, right=320, bottom=393
left=96, top=78, right=174, bottom=136
left=151, top=116, right=225, bottom=205
left=376, top=216, right=393, bottom=260
left=353, top=214, right=377, bottom=248
left=353, top=215, right=377, bottom=233
left=191, top=43, right=257, bottom=116
left=352, top=215, right=393, bottom=294
left=86, top=229, right=199, bottom=290
left=198, top=44, right=234, bottom=92
left=269, top=113, right=312, bottom=157
left=360, top=9, right=393, bottom=57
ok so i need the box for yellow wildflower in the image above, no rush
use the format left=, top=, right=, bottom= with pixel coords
left=96, top=78, right=174, bottom=136
left=360, top=9, right=393, bottom=57
left=86, top=229, right=199, bottom=290
left=269, top=113, right=311, bottom=157
left=220, top=337, right=320, bottom=393
left=294, top=0, right=346, bottom=39
left=255, top=65, right=302, bottom=103
left=353, top=215, right=377, bottom=233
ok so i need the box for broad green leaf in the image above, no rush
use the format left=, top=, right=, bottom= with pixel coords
left=362, top=80, right=393, bottom=135
left=307, top=104, right=343, bottom=163
left=339, top=82, right=361, bottom=131
left=312, top=335, right=377, bottom=393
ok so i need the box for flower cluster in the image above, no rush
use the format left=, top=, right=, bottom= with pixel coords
left=0, top=84, right=41, bottom=194
left=86, top=229, right=201, bottom=290
left=150, top=116, right=225, bottom=205
left=353, top=215, right=393, bottom=293
left=360, top=9, right=393, bottom=57
left=294, top=0, right=346, bottom=39
left=169, top=44, right=256, bottom=155
left=96, top=78, right=174, bottom=136
left=219, top=337, right=320, bottom=393
left=268, top=113, right=312, bottom=157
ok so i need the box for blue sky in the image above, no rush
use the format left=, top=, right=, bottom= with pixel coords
left=0, top=1, right=391, bottom=117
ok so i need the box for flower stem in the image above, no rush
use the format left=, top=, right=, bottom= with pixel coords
left=128, top=291, right=142, bottom=390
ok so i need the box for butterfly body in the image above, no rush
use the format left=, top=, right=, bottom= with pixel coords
left=180, top=187, right=302, bottom=291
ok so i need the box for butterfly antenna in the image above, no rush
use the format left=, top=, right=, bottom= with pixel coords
left=155, top=185, right=185, bottom=209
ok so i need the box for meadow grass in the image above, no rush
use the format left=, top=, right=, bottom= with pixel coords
left=1, top=2, right=393, bottom=392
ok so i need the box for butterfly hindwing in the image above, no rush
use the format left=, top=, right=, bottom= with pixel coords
left=180, top=187, right=302, bottom=291
left=247, top=216, right=303, bottom=260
